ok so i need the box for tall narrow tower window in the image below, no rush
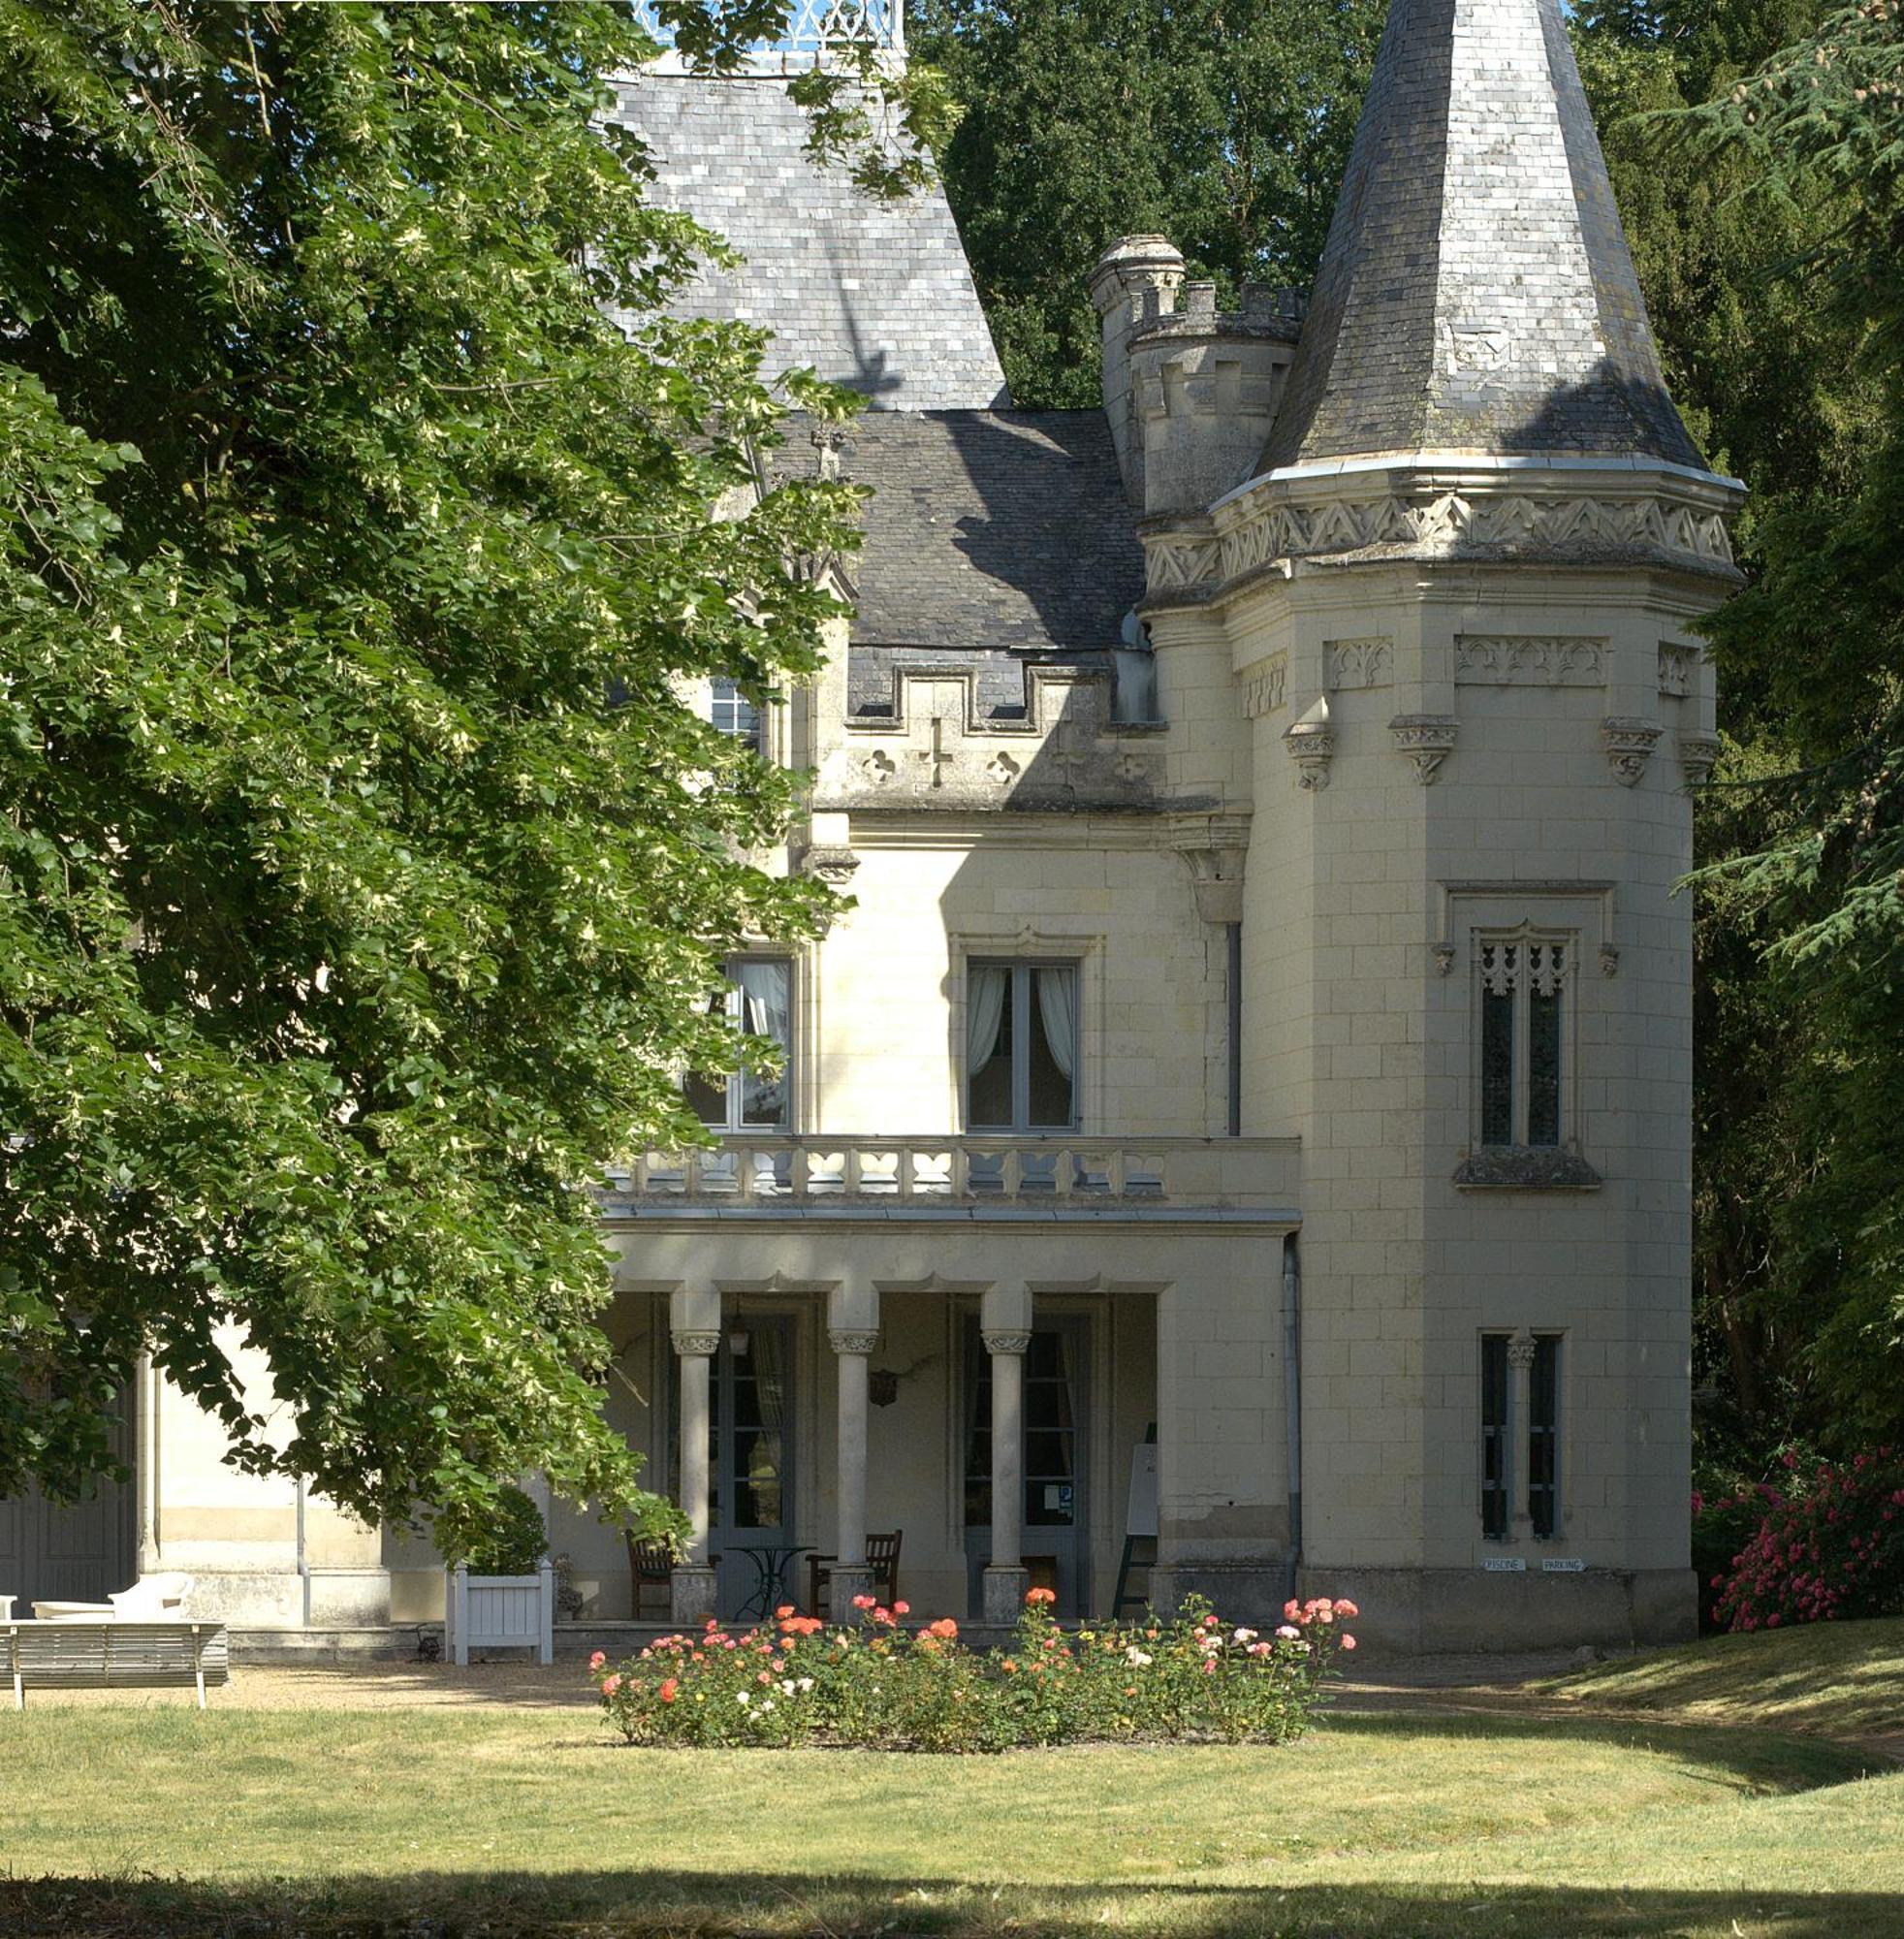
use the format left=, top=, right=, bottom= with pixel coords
left=1476, top=938, right=1571, bottom=1149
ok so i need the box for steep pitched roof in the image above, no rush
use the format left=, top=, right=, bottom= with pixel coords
left=830, top=411, right=1142, bottom=651
left=1261, top=0, right=1706, bottom=472
left=607, top=77, right=1008, bottom=411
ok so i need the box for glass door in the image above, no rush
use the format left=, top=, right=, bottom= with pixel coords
left=963, top=1316, right=1090, bottom=1618
left=711, top=1319, right=793, bottom=1620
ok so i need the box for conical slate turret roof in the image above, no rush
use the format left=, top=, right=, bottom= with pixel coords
left=1261, top=0, right=1705, bottom=472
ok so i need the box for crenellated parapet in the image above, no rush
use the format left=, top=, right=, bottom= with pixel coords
left=813, top=658, right=1163, bottom=812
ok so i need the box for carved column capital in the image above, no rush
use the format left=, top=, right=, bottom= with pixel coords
left=981, top=1328, right=1032, bottom=1356
left=828, top=1328, right=880, bottom=1357
left=1506, top=1327, right=1538, bottom=1371
left=671, top=1329, right=721, bottom=1358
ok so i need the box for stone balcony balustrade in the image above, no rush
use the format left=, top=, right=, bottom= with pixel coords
left=604, top=1135, right=1298, bottom=1219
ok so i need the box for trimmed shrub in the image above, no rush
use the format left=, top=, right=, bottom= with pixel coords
left=589, top=1589, right=1357, bottom=1751
left=436, top=1484, right=548, bottom=1576
left=1707, top=1448, right=1904, bottom=1632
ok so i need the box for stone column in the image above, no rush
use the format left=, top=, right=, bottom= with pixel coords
left=828, top=1329, right=878, bottom=1619
left=981, top=1324, right=1033, bottom=1627
left=1507, top=1328, right=1537, bottom=1543
left=669, top=1286, right=720, bottom=1624
left=825, top=1282, right=880, bottom=1619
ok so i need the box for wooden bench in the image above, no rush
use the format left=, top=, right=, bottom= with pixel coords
left=4, top=1620, right=230, bottom=1710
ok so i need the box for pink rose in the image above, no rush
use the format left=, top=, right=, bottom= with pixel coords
left=588, top=1651, right=606, bottom=1671
left=601, top=1673, right=622, bottom=1696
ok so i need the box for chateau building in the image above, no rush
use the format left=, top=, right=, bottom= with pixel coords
left=2, top=0, right=1740, bottom=1650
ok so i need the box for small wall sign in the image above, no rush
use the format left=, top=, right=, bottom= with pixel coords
left=1482, top=1556, right=1526, bottom=1573
left=1541, top=1558, right=1587, bottom=1573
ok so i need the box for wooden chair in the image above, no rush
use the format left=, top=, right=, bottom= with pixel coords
left=625, top=1535, right=675, bottom=1621
left=807, top=1530, right=902, bottom=1617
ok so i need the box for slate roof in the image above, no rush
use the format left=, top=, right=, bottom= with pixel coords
left=1261, top=0, right=1707, bottom=472
left=607, top=77, right=1009, bottom=411
left=808, top=410, right=1144, bottom=654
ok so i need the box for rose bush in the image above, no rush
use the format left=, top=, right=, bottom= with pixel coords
left=1705, top=1447, right=1904, bottom=1632
left=589, top=1590, right=1357, bottom=1751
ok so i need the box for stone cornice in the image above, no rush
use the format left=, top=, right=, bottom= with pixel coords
left=1144, top=459, right=1744, bottom=606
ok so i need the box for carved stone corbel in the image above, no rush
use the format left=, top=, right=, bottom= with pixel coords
left=1678, top=731, right=1721, bottom=791
left=1283, top=708, right=1335, bottom=791
left=1602, top=718, right=1663, bottom=788
left=1389, top=714, right=1458, bottom=785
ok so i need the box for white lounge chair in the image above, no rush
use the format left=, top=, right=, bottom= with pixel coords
left=32, top=1571, right=194, bottom=1622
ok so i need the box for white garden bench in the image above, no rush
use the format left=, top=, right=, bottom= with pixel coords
left=5, top=1619, right=230, bottom=1709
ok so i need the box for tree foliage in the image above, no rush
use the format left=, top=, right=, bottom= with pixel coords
left=1577, top=0, right=1904, bottom=1451
left=0, top=0, right=866, bottom=1532
left=910, top=0, right=1384, bottom=408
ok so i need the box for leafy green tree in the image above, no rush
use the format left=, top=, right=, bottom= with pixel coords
left=911, top=0, right=1384, bottom=408
left=1578, top=0, right=1904, bottom=1449
left=0, top=0, right=871, bottom=1534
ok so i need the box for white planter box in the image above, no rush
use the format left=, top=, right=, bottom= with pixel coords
left=445, top=1561, right=554, bottom=1666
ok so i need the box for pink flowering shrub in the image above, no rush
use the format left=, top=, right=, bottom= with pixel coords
left=1706, top=1447, right=1904, bottom=1633
left=589, top=1591, right=1357, bottom=1751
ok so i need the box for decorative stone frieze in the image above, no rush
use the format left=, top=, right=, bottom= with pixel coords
left=1242, top=653, right=1287, bottom=718
left=1282, top=714, right=1335, bottom=791
left=1141, top=530, right=1224, bottom=593
left=1325, top=639, right=1393, bottom=690
left=1455, top=635, right=1606, bottom=686
left=1601, top=718, right=1662, bottom=787
left=671, top=1329, right=722, bottom=1357
left=1220, top=487, right=1735, bottom=583
left=828, top=1329, right=881, bottom=1356
left=1389, top=714, right=1458, bottom=784
left=1658, top=641, right=1701, bottom=697
left=1678, top=731, right=1722, bottom=790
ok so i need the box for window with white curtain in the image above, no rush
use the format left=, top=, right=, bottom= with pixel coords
left=966, top=961, right=1078, bottom=1131
left=684, top=958, right=791, bottom=1130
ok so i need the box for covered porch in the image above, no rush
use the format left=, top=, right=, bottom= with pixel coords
left=548, top=1134, right=1300, bottom=1631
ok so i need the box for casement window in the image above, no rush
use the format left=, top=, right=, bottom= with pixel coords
left=966, top=961, right=1078, bottom=1132
left=1477, top=937, right=1570, bottom=1148
left=683, top=958, right=791, bottom=1131
left=1480, top=1335, right=1510, bottom=1539
left=706, top=677, right=762, bottom=754
left=1479, top=1330, right=1562, bottom=1540
left=1528, top=1335, right=1560, bottom=1540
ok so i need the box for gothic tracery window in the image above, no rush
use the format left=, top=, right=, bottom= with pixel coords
left=1476, top=937, right=1570, bottom=1149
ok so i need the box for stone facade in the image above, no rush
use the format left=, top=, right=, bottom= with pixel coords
left=13, top=0, right=1741, bottom=1653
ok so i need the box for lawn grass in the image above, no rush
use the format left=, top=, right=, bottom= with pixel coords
left=2, top=1693, right=1900, bottom=1935
left=1545, top=1613, right=1904, bottom=1742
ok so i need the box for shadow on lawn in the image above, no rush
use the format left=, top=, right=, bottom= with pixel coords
left=1314, top=1708, right=1884, bottom=1790
left=3, top=1870, right=1902, bottom=1938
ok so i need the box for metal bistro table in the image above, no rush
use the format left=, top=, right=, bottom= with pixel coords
left=735, top=1543, right=814, bottom=1624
